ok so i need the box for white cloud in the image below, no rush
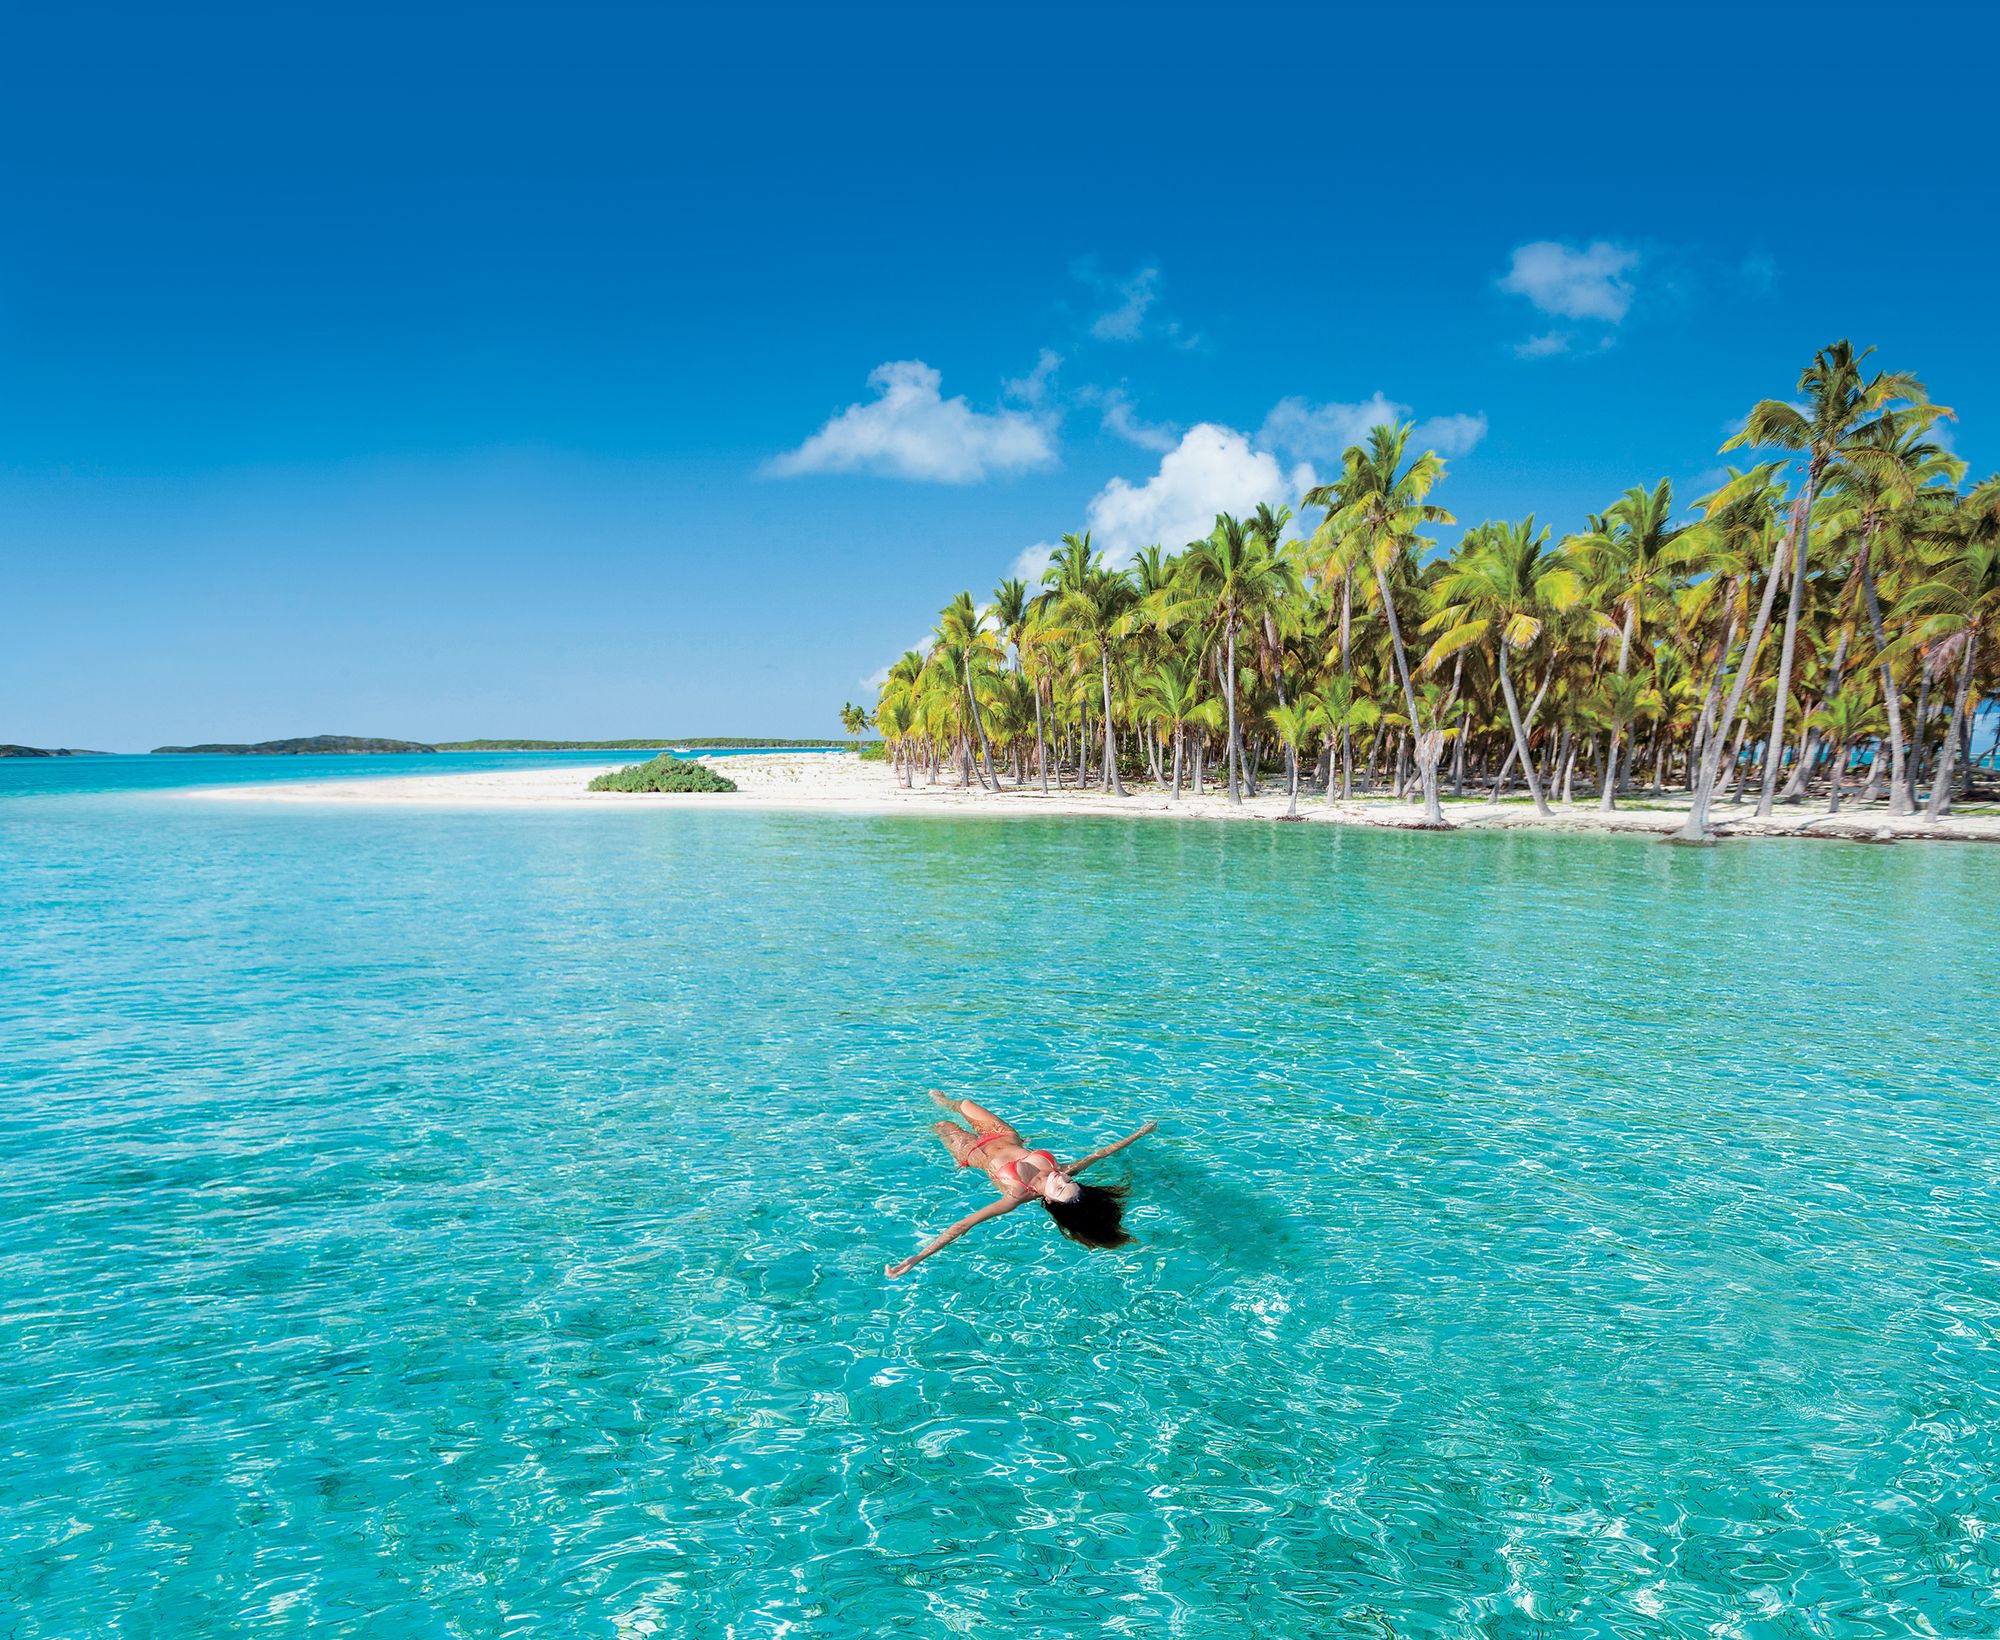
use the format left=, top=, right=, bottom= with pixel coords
left=1004, top=348, right=1062, bottom=406
left=1500, top=240, right=1639, bottom=323
left=1086, top=264, right=1160, bottom=342
left=765, top=360, right=1057, bottom=483
left=1515, top=331, right=1571, bottom=359
left=1091, top=387, right=1179, bottom=452
left=1259, top=393, right=1404, bottom=462
left=1259, top=394, right=1487, bottom=461
left=1084, top=424, right=1298, bottom=562
left=1412, top=412, right=1489, bottom=455
left=1012, top=541, right=1059, bottom=582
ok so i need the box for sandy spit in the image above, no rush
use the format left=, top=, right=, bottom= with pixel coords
left=175, top=752, right=2000, bottom=844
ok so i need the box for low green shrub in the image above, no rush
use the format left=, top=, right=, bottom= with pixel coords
left=589, top=755, right=739, bottom=794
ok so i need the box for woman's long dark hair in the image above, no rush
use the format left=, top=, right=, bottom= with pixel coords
left=1043, top=1178, right=1133, bottom=1249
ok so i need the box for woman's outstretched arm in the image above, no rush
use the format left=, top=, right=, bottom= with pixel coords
left=1066, top=1120, right=1157, bottom=1176
left=885, top=1195, right=1024, bottom=1279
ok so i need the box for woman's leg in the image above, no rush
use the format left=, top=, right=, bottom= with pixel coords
left=933, top=1120, right=981, bottom=1164
left=930, top=1091, right=1019, bottom=1139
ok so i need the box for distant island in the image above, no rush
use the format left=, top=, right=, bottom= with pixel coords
left=436, top=737, right=848, bottom=750
left=1, top=744, right=109, bottom=758
left=152, top=736, right=439, bottom=755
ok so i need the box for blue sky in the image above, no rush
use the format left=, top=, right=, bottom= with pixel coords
left=5, top=1, right=1997, bottom=748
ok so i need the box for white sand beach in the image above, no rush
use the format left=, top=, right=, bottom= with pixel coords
left=182, top=752, right=2000, bottom=843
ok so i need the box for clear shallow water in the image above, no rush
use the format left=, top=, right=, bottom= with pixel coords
left=0, top=747, right=834, bottom=801
left=2, top=771, right=1997, bottom=1638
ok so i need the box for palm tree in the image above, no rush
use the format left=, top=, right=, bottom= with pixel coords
left=934, top=591, right=1001, bottom=790
left=874, top=650, right=926, bottom=787
left=1046, top=535, right=1139, bottom=795
left=1896, top=476, right=2000, bottom=818
left=1310, top=675, right=1379, bottom=803
left=1013, top=601, right=1060, bottom=794
left=1806, top=688, right=1886, bottom=813
left=1818, top=413, right=1965, bottom=814
left=1721, top=341, right=1940, bottom=816
left=838, top=701, right=871, bottom=746
left=1140, top=660, right=1203, bottom=799
left=1570, top=480, right=1682, bottom=809
left=1268, top=699, right=1312, bottom=817
left=1167, top=514, right=1295, bottom=804
left=988, top=577, right=1039, bottom=789
left=1425, top=517, right=1581, bottom=817
left=1674, top=466, right=1794, bottom=842
left=1308, top=424, right=1454, bottom=825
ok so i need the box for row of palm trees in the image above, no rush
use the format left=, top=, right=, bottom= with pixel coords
left=866, top=342, right=1999, bottom=838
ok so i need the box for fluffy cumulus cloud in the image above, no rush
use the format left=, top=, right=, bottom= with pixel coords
left=765, top=360, right=1056, bottom=483
left=1500, top=240, right=1640, bottom=322
left=1084, top=424, right=1307, bottom=562
left=1259, top=394, right=1487, bottom=461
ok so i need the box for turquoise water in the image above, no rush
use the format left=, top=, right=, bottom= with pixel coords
left=3, top=761, right=1998, bottom=1636
left=0, top=746, right=833, bottom=800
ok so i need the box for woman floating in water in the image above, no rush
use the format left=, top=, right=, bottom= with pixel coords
left=885, top=1091, right=1157, bottom=1278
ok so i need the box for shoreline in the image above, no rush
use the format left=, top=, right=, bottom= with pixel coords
left=173, top=752, right=2000, bottom=844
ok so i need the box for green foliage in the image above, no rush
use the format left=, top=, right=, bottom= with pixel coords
left=866, top=348, right=1987, bottom=821
left=588, top=755, right=739, bottom=794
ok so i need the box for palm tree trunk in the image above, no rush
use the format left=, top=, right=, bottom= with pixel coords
left=1678, top=526, right=1788, bottom=841
left=1783, top=612, right=1854, bottom=802
left=1925, top=633, right=1978, bottom=821
left=1496, top=641, right=1550, bottom=816
left=1099, top=648, right=1125, bottom=796
left=1171, top=727, right=1184, bottom=799
left=1223, top=618, right=1243, bottom=805
left=1373, top=562, right=1444, bottom=824
left=1909, top=660, right=1934, bottom=809
left=964, top=668, right=999, bottom=791
left=1598, top=724, right=1624, bottom=812
left=1827, top=739, right=1848, bottom=813
left=1857, top=545, right=1911, bottom=815
left=1758, top=473, right=1820, bottom=817
left=1285, top=743, right=1299, bottom=816
left=1688, top=589, right=1742, bottom=795
left=1033, top=681, right=1049, bottom=796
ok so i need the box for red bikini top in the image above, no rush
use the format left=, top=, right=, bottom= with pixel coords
left=959, top=1133, right=1056, bottom=1192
